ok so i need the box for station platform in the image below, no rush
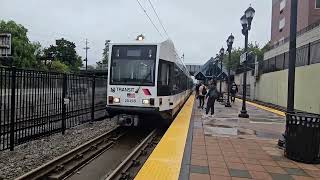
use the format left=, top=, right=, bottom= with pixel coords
left=135, top=96, right=320, bottom=180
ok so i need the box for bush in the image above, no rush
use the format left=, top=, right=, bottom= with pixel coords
left=50, top=60, right=69, bottom=73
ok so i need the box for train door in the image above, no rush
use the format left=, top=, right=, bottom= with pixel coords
left=157, top=60, right=173, bottom=111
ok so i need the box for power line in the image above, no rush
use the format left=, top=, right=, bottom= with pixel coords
left=146, top=0, right=170, bottom=39
left=145, top=0, right=184, bottom=61
left=136, top=0, right=164, bottom=39
left=136, top=0, right=184, bottom=63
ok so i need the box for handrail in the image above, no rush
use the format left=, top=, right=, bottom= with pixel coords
left=269, top=19, right=320, bottom=50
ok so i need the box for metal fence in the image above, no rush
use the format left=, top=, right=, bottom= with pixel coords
left=263, top=39, right=320, bottom=74
left=0, top=67, right=108, bottom=151
left=269, top=19, right=320, bottom=50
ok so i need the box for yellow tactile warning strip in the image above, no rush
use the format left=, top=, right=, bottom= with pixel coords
left=236, top=98, right=285, bottom=117
left=134, top=95, right=194, bottom=180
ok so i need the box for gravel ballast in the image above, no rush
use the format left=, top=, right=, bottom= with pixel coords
left=0, top=118, right=116, bottom=180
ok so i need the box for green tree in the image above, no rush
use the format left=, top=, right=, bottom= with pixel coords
left=44, top=38, right=83, bottom=71
left=33, top=41, right=43, bottom=59
left=223, top=42, right=268, bottom=71
left=32, top=41, right=48, bottom=70
left=97, top=40, right=111, bottom=69
left=223, top=47, right=242, bottom=71
left=50, top=60, right=69, bottom=73
left=0, top=20, right=39, bottom=68
left=87, top=65, right=95, bottom=70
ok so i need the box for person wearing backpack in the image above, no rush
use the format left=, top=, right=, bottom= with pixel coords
left=204, top=81, right=218, bottom=118
left=195, top=83, right=201, bottom=98
left=198, top=83, right=207, bottom=109
left=230, top=82, right=238, bottom=103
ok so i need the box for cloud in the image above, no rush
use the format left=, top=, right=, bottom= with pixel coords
left=0, top=0, right=271, bottom=65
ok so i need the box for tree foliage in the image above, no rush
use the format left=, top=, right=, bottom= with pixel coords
left=43, top=38, right=83, bottom=71
left=50, top=60, right=69, bottom=73
left=0, top=20, right=39, bottom=68
left=0, top=20, right=85, bottom=73
left=97, top=40, right=111, bottom=69
left=87, top=65, right=95, bottom=70
left=223, top=42, right=269, bottom=71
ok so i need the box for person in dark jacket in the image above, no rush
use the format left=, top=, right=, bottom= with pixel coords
left=198, top=83, right=207, bottom=109
left=203, top=81, right=218, bottom=118
left=195, top=83, right=200, bottom=97
left=230, top=82, right=238, bottom=103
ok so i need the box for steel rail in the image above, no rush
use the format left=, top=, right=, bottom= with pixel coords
left=15, top=126, right=127, bottom=180
left=105, top=129, right=158, bottom=180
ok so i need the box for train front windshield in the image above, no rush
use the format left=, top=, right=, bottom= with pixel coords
left=110, top=45, right=157, bottom=86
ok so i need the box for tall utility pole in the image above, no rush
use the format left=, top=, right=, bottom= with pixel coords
left=219, top=47, right=225, bottom=102
left=287, top=0, right=298, bottom=112
left=83, top=39, right=90, bottom=71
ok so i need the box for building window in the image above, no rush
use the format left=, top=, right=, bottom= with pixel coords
left=316, top=0, right=320, bottom=9
left=279, top=18, right=285, bottom=32
left=280, top=0, right=286, bottom=13
left=279, top=37, right=285, bottom=42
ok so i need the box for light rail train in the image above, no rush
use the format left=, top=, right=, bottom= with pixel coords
left=106, top=40, right=193, bottom=126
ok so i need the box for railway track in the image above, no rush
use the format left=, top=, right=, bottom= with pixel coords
left=15, top=126, right=128, bottom=180
left=15, top=126, right=162, bottom=180
left=105, top=129, right=160, bottom=180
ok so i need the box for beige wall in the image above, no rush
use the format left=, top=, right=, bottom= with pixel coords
left=255, top=63, right=320, bottom=114
left=216, top=80, right=228, bottom=93
left=234, top=71, right=256, bottom=100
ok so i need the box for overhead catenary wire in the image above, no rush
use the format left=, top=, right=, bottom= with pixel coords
left=143, top=0, right=185, bottom=61
left=146, top=0, right=170, bottom=39
left=136, top=0, right=164, bottom=39
left=136, top=0, right=185, bottom=65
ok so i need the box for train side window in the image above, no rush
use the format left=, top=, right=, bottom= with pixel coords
left=157, top=60, right=172, bottom=96
left=160, top=63, right=170, bottom=85
left=173, top=66, right=180, bottom=93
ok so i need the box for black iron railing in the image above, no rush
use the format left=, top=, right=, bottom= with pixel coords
left=0, top=67, right=108, bottom=151
left=270, top=19, right=320, bottom=50
left=262, top=39, right=320, bottom=74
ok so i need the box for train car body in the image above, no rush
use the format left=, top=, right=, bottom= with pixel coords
left=106, top=40, right=193, bottom=126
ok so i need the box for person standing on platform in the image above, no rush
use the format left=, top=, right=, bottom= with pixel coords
left=198, top=83, right=207, bottom=109
left=195, top=83, right=200, bottom=98
left=230, top=82, right=238, bottom=103
left=204, top=81, right=218, bottom=118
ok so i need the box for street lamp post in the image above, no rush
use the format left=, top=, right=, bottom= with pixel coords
left=238, top=6, right=255, bottom=118
left=225, top=34, right=234, bottom=108
left=287, top=0, right=298, bottom=113
left=219, top=47, right=224, bottom=101
left=278, top=0, right=298, bottom=148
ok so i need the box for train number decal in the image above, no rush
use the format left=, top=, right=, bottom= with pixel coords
left=125, top=99, right=136, bottom=103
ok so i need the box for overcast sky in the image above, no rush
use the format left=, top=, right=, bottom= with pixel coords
left=0, top=0, right=271, bottom=65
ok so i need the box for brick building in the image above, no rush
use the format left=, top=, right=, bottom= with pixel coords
left=271, top=0, right=320, bottom=44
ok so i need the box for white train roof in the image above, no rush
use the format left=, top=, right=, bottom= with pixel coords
left=158, top=40, right=189, bottom=76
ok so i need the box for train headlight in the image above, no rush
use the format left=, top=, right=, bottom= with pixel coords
left=113, top=97, right=120, bottom=103
left=142, top=99, right=150, bottom=105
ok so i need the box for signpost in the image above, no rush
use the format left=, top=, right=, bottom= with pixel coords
left=0, top=33, right=12, bottom=57
left=240, top=52, right=247, bottom=64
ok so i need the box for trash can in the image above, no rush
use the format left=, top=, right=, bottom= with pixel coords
left=285, top=112, right=320, bottom=164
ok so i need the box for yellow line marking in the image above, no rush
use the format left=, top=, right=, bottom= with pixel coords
left=134, top=95, right=195, bottom=180
left=236, top=98, right=285, bottom=117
